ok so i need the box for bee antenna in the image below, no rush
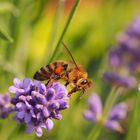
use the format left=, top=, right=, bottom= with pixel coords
left=62, top=41, right=79, bottom=70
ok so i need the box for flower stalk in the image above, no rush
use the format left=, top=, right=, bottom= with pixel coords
left=125, top=87, right=140, bottom=140
left=87, top=123, right=102, bottom=140
left=87, top=87, right=123, bottom=140
left=46, top=0, right=65, bottom=60
left=102, top=87, right=122, bottom=120
left=48, top=0, right=81, bottom=63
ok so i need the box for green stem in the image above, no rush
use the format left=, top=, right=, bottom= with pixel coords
left=125, top=92, right=139, bottom=140
left=46, top=0, right=65, bottom=60
left=48, top=0, right=81, bottom=63
left=87, top=124, right=102, bottom=140
left=87, top=87, right=122, bottom=140
left=102, top=87, right=122, bottom=120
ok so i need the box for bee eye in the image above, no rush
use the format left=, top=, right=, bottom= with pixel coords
left=81, top=79, right=88, bottom=85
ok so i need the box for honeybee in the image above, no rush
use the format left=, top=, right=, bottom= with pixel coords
left=33, top=42, right=92, bottom=96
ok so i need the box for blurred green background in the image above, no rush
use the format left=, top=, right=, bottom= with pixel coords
left=0, top=0, right=139, bottom=140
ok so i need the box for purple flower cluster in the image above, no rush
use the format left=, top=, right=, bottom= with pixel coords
left=103, top=72, right=137, bottom=88
left=103, top=17, right=140, bottom=88
left=109, top=17, right=140, bottom=73
left=0, top=93, right=13, bottom=118
left=9, top=78, right=69, bottom=137
left=84, top=93, right=127, bottom=132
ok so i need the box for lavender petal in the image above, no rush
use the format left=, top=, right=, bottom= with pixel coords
left=26, top=125, right=34, bottom=134
left=46, top=118, right=54, bottom=131
left=109, top=102, right=128, bottom=121
left=35, top=127, right=43, bottom=137
left=105, top=120, right=123, bottom=132
left=83, top=110, right=96, bottom=122
left=24, top=113, right=31, bottom=123
left=88, top=93, right=102, bottom=119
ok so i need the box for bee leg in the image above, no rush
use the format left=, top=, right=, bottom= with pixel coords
left=45, top=80, right=51, bottom=86
left=45, top=79, right=56, bottom=86
left=68, top=87, right=78, bottom=97
left=62, top=71, right=69, bottom=86
left=65, top=81, right=69, bottom=86
left=82, top=88, right=86, bottom=93
left=79, top=90, right=85, bottom=99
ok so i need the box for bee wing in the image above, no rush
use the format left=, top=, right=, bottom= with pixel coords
left=62, top=41, right=80, bottom=70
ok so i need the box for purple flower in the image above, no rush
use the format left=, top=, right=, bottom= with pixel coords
left=0, top=93, right=13, bottom=118
left=109, top=43, right=140, bottom=72
left=106, top=103, right=127, bottom=132
left=84, top=93, right=127, bottom=132
left=109, top=47, right=123, bottom=68
left=9, top=78, right=69, bottom=137
left=109, top=17, right=140, bottom=73
left=84, top=93, right=102, bottom=122
left=127, top=16, right=140, bottom=37
left=117, top=33, right=139, bottom=49
left=103, top=72, right=137, bottom=88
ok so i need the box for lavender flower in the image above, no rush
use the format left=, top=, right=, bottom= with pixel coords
left=109, top=17, right=140, bottom=73
left=127, top=16, right=140, bottom=37
left=9, top=78, right=69, bottom=137
left=84, top=93, right=127, bottom=132
left=106, top=103, right=127, bottom=132
left=109, top=47, right=124, bottom=68
left=84, top=93, right=102, bottom=122
left=0, top=93, right=13, bottom=118
left=103, top=72, right=137, bottom=88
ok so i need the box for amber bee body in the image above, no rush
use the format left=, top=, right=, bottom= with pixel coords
left=66, top=64, right=92, bottom=95
left=34, top=61, right=92, bottom=95
left=33, top=42, right=92, bottom=96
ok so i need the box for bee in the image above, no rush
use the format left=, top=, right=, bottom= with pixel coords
left=33, top=42, right=92, bottom=96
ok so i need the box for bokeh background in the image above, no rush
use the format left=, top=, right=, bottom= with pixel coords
left=0, top=0, right=139, bottom=140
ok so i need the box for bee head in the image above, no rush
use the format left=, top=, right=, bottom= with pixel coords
left=77, top=78, right=92, bottom=89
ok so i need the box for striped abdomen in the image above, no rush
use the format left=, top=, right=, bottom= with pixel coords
left=33, top=61, right=68, bottom=81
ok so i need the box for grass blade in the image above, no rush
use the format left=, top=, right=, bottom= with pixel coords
left=0, top=27, right=13, bottom=43
left=48, top=0, right=81, bottom=63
